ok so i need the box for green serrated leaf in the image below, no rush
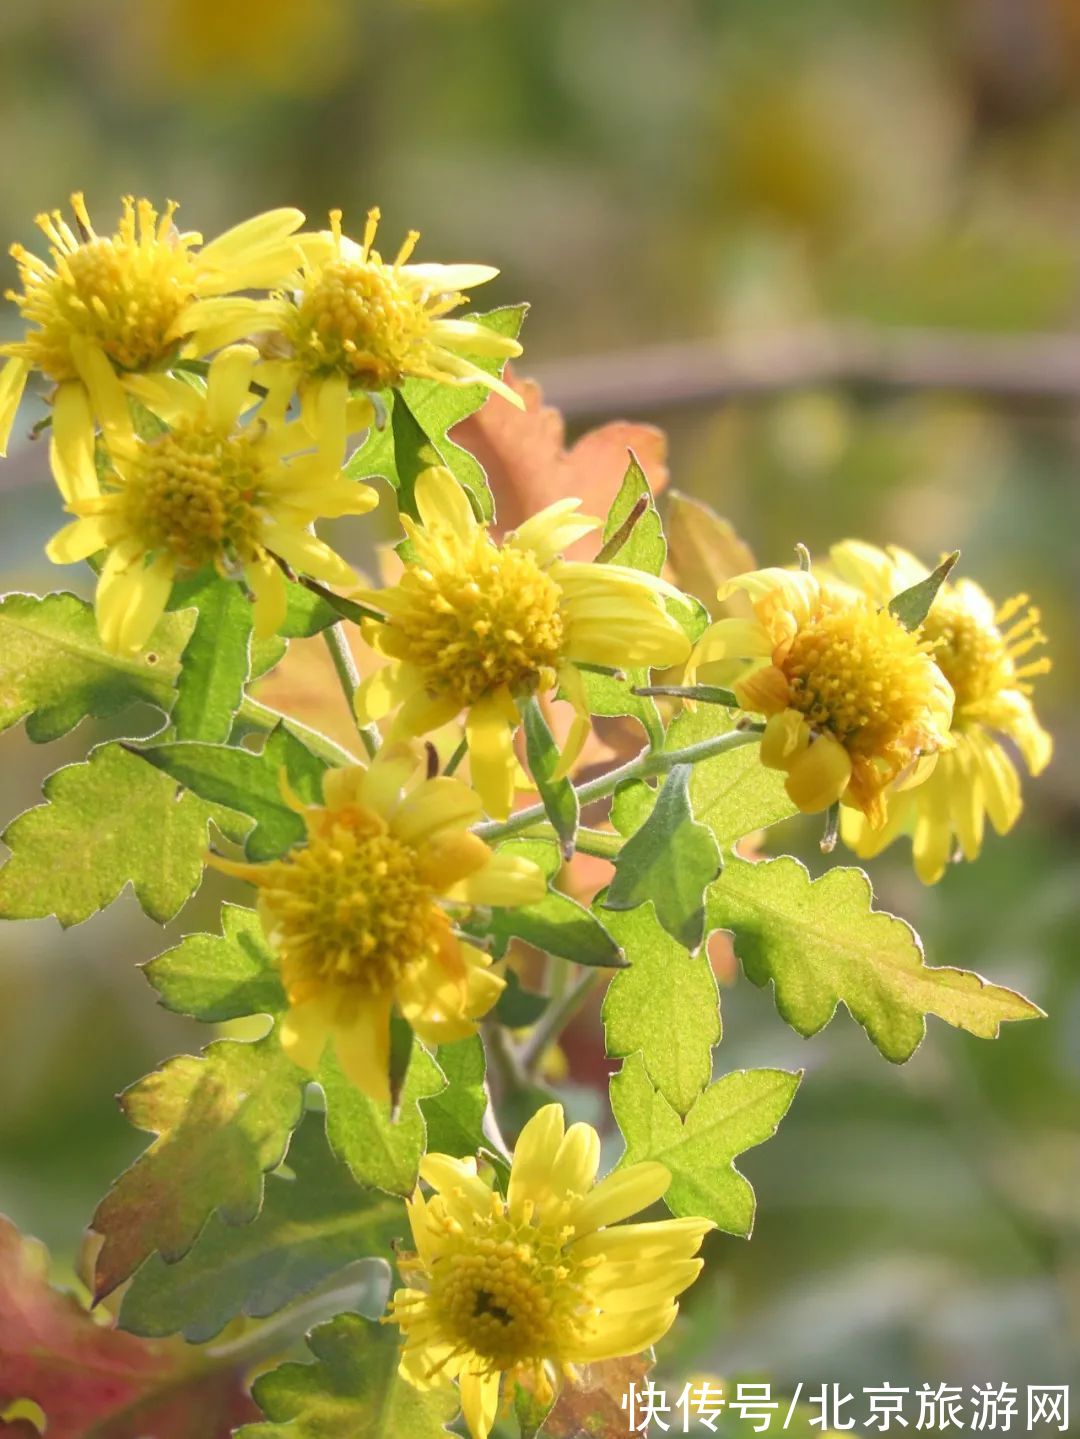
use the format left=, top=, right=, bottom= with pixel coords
left=602, top=456, right=665, bottom=574
left=0, top=743, right=245, bottom=927
left=143, top=903, right=285, bottom=1021
left=576, top=668, right=664, bottom=750
left=238, top=1312, right=458, bottom=1438
left=135, top=723, right=329, bottom=861
left=389, top=393, right=444, bottom=519
left=611, top=1051, right=801, bottom=1236
left=482, top=838, right=624, bottom=969
left=522, top=697, right=578, bottom=859
left=0, top=591, right=190, bottom=742
left=493, top=970, right=550, bottom=1028
left=92, top=1034, right=306, bottom=1299
left=345, top=305, right=528, bottom=524
left=665, top=705, right=796, bottom=849
left=601, top=902, right=721, bottom=1116
left=118, top=1117, right=406, bottom=1343
left=609, top=777, right=657, bottom=835
left=321, top=1042, right=445, bottom=1195
left=887, top=550, right=960, bottom=631
left=708, top=855, right=1044, bottom=1061
left=604, top=765, right=721, bottom=949
left=172, top=573, right=253, bottom=743
left=420, top=1035, right=488, bottom=1159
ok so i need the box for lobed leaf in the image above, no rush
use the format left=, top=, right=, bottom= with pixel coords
left=0, top=1215, right=256, bottom=1438
left=708, top=855, right=1044, bottom=1062
left=522, top=696, right=579, bottom=858
left=170, top=571, right=253, bottom=743
left=604, top=764, right=722, bottom=949
left=540, top=1356, right=654, bottom=1439
left=665, top=704, right=796, bottom=849
left=611, top=1051, right=801, bottom=1236
left=119, top=1118, right=407, bottom=1343
left=136, top=722, right=329, bottom=861
left=237, top=1312, right=458, bottom=1438
left=321, top=1042, right=445, bottom=1195
left=601, top=901, right=721, bottom=1116
left=0, top=743, right=245, bottom=927
left=887, top=550, right=959, bottom=632
left=0, top=590, right=189, bottom=742
left=480, top=838, right=624, bottom=969
left=92, top=1034, right=306, bottom=1299
left=419, top=1035, right=489, bottom=1161
left=143, top=902, right=286, bottom=1022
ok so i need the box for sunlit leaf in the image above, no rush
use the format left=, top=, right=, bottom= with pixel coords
left=887, top=549, right=959, bottom=631
left=611, top=1051, right=801, bottom=1236
left=321, top=1042, right=444, bottom=1195
left=522, top=696, right=579, bottom=858
left=170, top=571, right=253, bottom=743
left=92, top=1034, right=306, bottom=1299
left=708, top=855, right=1044, bottom=1061
left=143, top=902, right=285, bottom=1022
left=601, top=902, right=720, bottom=1116
left=420, top=1035, right=488, bottom=1161
left=480, top=838, right=624, bottom=969
left=665, top=705, right=796, bottom=849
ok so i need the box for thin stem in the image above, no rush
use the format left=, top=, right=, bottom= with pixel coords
left=443, top=736, right=468, bottom=776
left=473, top=727, right=761, bottom=844
left=237, top=696, right=357, bottom=767
left=521, top=969, right=604, bottom=1076
left=481, top=1018, right=530, bottom=1108
left=322, top=624, right=380, bottom=758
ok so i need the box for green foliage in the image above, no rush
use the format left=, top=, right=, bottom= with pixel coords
left=0, top=590, right=190, bottom=742
left=0, top=743, right=243, bottom=926
left=143, top=902, right=285, bottom=1022
left=321, top=1042, right=445, bottom=1195
left=601, top=901, right=721, bottom=1116
left=522, top=696, right=579, bottom=858
left=708, top=855, right=1044, bottom=1061
left=170, top=571, right=253, bottom=743
left=239, top=1313, right=458, bottom=1438
left=611, top=1051, right=801, bottom=1236
left=419, top=1035, right=489, bottom=1160
left=605, top=764, right=722, bottom=949
left=345, top=305, right=527, bottom=522
left=92, top=1034, right=306, bottom=1299
left=888, top=550, right=959, bottom=631
left=119, top=1118, right=407, bottom=1343
left=666, top=704, right=797, bottom=848
left=136, top=722, right=329, bottom=861
left=479, top=838, right=624, bottom=968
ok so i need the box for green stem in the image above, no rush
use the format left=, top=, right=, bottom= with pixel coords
left=474, top=727, right=761, bottom=843
left=237, top=696, right=357, bottom=768
left=443, top=736, right=468, bottom=776
left=521, top=969, right=604, bottom=1076
left=322, top=624, right=380, bottom=759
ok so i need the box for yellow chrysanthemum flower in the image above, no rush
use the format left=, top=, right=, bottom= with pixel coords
left=829, top=541, right=1052, bottom=882
left=686, top=563, right=955, bottom=824
left=185, top=207, right=524, bottom=438
left=45, top=343, right=376, bottom=654
left=0, top=193, right=305, bottom=456
left=353, top=466, right=692, bottom=818
left=212, top=749, right=545, bottom=1104
left=390, top=1103, right=713, bottom=1439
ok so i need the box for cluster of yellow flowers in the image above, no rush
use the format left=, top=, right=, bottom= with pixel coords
left=0, top=194, right=1052, bottom=1437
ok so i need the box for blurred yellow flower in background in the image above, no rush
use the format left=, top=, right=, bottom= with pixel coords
left=0, top=193, right=305, bottom=457
left=830, top=541, right=1052, bottom=882
left=687, top=562, right=954, bottom=823
left=44, top=344, right=374, bottom=653
left=211, top=749, right=544, bottom=1104
left=390, top=1103, right=712, bottom=1439
left=353, top=466, right=691, bottom=818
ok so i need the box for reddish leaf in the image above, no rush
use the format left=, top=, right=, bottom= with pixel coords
left=0, top=1216, right=257, bottom=1439
left=451, top=367, right=669, bottom=552
left=542, top=1355, right=653, bottom=1438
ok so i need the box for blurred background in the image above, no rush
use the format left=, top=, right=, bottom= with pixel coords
left=0, top=0, right=1077, bottom=1420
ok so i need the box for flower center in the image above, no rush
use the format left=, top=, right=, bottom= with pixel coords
left=784, top=599, right=939, bottom=756
left=922, top=592, right=1046, bottom=711
left=425, top=1213, right=590, bottom=1370
left=391, top=537, right=566, bottom=707
left=8, top=198, right=195, bottom=379
left=255, top=804, right=441, bottom=1001
left=286, top=257, right=430, bottom=388
left=120, top=421, right=266, bottom=570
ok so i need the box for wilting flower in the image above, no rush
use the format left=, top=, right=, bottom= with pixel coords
left=353, top=466, right=692, bottom=818
left=0, top=193, right=304, bottom=456
left=211, top=749, right=545, bottom=1104
left=390, top=1103, right=712, bottom=1439
left=45, top=343, right=375, bottom=653
left=686, top=563, right=954, bottom=823
left=829, top=541, right=1052, bottom=881
left=187, top=206, right=523, bottom=438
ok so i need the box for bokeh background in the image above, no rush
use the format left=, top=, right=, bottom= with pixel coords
left=0, top=0, right=1077, bottom=1422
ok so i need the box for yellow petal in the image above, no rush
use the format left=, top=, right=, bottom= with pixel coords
left=760, top=709, right=809, bottom=769
left=354, top=661, right=419, bottom=724
left=244, top=553, right=287, bottom=640
left=332, top=995, right=393, bottom=1105
left=196, top=207, right=305, bottom=291
left=391, top=690, right=464, bottom=741
left=508, top=500, right=600, bottom=567
left=570, top=1304, right=679, bottom=1363
left=263, top=522, right=356, bottom=587
left=969, top=729, right=1022, bottom=835
left=49, top=381, right=99, bottom=501
left=459, top=1370, right=501, bottom=1439
left=358, top=743, right=420, bottom=817
left=551, top=1122, right=602, bottom=1200
left=416, top=830, right=492, bottom=890
left=206, top=344, right=259, bottom=429
left=0, top=357, right=30, bottom=455
left=70, top=336, right=133, bottom=446
left=447, top=851, right=547, bottom=907
left=569, top=1161, right=671, bottom=1236
left=392, top=777, right=484, bottom=845
left=551, top=663, right=591, bottom=782
left=414, top=466, right=476, bottom=539
left=280, top=998, right=332, bottom=1073
left=46, top=515, right=114, bottom=565
left=464, top=693, right=517, bottom=820
left=507, top=1104, right=566, bottom=1220
left=784, top=735, right=852, bottom=814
